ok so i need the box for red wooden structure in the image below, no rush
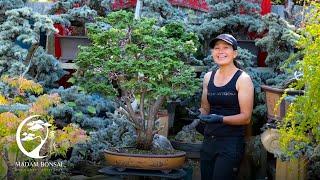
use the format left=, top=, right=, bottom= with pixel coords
left=168, top=0, right=209, bottom=12
left=111, top=0, right=208, bottom=12
left=112, top=0, right=137, bottom=10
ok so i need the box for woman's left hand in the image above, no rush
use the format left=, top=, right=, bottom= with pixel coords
left=199, top=114, right=223, bottom=123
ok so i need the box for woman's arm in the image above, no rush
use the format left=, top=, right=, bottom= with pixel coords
left=222, top=72, right=254, bottom=125
left=200, top=72, right=211, bottom=115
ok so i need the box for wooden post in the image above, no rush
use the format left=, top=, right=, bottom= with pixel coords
left=46, top=32, right=55, bottom=55
left=157, top=110, right=169, bottom=137
left=276, top=158, right=307, bottom=180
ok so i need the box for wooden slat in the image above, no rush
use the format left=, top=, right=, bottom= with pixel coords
left=191, top=66, right=207, bottom=73
left=276, top=158, right=307, bottom=180
left=60, top=63, right=78, bottom=70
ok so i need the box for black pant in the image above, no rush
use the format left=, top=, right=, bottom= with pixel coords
left=200, top=136, right=245, bottom=180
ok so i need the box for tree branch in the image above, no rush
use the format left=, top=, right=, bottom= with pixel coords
left=140, top=90, right=145, bottom=124
left=146, top=95, right=165, bottom=134
left=122, top=89, right=142, bottom=129
left=22, top=43, right=39, bottom=77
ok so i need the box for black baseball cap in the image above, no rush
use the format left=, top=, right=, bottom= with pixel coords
left=209, top=34, right=238, bottom=50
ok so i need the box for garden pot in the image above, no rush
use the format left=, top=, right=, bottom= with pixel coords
left=276, top=157, right=307, bottom=180
left=104, top=150, right=186, bottom=173
left=261, top=85, right=303, bottom=121
left=171, top=140, right=202, bottom=159
left=58, top=36, right=91, bottom=62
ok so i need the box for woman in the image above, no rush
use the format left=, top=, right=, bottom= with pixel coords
left=198, top=34, right=254, bottom=180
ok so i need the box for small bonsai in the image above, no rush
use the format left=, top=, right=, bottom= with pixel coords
left=74, top=10, right=200, bottom=150
left=49, top=0, right=98, bottom=35
left=0, top=7, right=65, bottom=88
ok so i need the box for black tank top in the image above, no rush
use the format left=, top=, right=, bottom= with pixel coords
left=204, top=69, right=245, bottom=137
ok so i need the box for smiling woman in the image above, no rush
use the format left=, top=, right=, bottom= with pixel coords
left=197, top=34, right=254, bottom=180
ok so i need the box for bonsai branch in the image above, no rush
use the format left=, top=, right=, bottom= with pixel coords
left=22, top=43, right=39, bottom=77
left=147, top=95, right=165, bottom=136
left=139, top=90, right=145, bottom=123
left=122, top=89, right=141, bottom=130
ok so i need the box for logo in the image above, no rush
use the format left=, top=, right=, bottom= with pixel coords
left=16, top=115, right=52, bottom=159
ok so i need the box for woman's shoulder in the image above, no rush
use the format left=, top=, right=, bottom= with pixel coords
left=204, top=71, right=213, bottom=78
left=203, top=71, right=214, bottom=85
left=238, top=70, right=251, bottom=80
left=237, top=70, right=253, bottom=88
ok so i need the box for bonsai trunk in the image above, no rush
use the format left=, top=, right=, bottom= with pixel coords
left=134, top=95, right=165, bottom=150
left=136, top=129, right=153, bottom=150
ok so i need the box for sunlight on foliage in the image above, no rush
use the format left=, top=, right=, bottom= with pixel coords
left=2, top=76, right=43, bottom=95
left=279, top=2, right=320, bottom=160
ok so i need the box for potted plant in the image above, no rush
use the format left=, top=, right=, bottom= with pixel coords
left=74, top=10, right=200, bottom=172
left=276, top=3, right=320, bottom=179
left=171, top=118, right=203, bottom=159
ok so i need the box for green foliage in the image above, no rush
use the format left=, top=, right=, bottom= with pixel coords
left=198, top=0, right=264, bottom=44
left=0, top=0, right=25, bottom=23
left=278, top=2, right=320, bottom=160
left=49, top=0, right=98, bottom=28
left=256, top=13, right=300, bottom=71
left=142, top=0, right=186, bottom=23
left=74, top=10, right=199, bottom=149
left=75, top=10, right=199, bottom=99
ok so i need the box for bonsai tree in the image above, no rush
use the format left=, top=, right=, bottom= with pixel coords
left=49, top=0, right=98, bottom=35
left=74, top=10, right=199, bottom=150
left=0, top=6, right=65, bottom=88
left=0, top=0, right=25, bottom=23
left=197, top=0, right=265, bottom=51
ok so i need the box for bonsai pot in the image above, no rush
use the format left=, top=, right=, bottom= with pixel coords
left=104, top=150, right=186, bottom=173
left=261, top=85, right=304, bottom=121
left=171, top=140, right=202, bottom=159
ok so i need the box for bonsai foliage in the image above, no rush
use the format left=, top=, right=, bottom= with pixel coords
left=49, top=0, right=97, bottom=25
left=0, top=77, right=87, bottom=179
left=75, top=10, right=199, bottom=150
left=198, top=0, right=265, bottom=49
left=0, top=7, right=65, bottom=87
left=256, top=13, right=300, bottom=72
left=0, top=0, right=25, bottom=23
left=142, top=0, right=187, bottom=23
left=278, top=2, right=320, bottom=160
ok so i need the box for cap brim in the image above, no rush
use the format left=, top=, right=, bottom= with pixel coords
left=209, top=38, right=234, bottom=48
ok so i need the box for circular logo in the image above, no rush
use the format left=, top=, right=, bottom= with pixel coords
left=16, top=115, right=52, bottom=159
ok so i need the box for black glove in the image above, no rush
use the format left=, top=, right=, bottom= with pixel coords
left=199, top=114, right=223, bottom=123
left=195, top=120, right=205, bottom=135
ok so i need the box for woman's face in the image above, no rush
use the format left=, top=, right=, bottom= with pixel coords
left=211, top=40, right=237, bottom=66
